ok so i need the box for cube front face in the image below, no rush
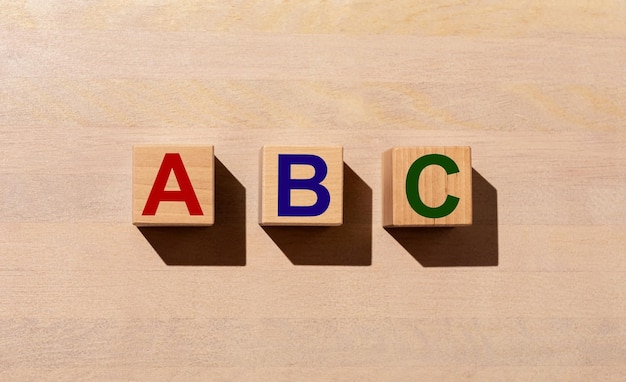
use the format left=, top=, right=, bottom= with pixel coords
left=260, top=146, right=343, bottom=226
left=133, top=145, right=214, bottom=226
left=383, top=146, right=472, bottom=227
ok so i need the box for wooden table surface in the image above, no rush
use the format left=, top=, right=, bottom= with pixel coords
left=1, top=1, right=625, bottom=380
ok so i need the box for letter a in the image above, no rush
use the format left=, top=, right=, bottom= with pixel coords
left=142, top=153, right=203, bottom=216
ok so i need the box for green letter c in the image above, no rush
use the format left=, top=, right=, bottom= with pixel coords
left=405, top=154, right=460, bottom=219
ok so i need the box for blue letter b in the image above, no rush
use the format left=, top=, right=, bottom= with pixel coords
left=278, top=154, right=331, bottom=216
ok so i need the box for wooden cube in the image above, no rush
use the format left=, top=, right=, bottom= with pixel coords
left=259, top=146, right=343, bottom=226
left=383, top=146, right=472, bottom=227
left=133, top=145, right=214, bottom=226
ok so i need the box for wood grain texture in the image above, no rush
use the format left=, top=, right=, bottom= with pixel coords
left=1, top=1, right=625, bottom=380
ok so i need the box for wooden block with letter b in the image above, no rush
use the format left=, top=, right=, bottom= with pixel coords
left=383, top=146, right=472, bottom=227
left=259, top=146, right=343, bottom=226
left=133, top=145, right=214, bottom=226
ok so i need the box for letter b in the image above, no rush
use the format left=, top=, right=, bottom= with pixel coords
left=278, top=154, right=331, bottom=217
left=260, top=146, right=343, bottom=226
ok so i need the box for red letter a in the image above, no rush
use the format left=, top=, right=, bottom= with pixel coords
left=142, top=153, right=204, bottom=216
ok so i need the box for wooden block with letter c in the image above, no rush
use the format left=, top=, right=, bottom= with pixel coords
left=383, top=146, right=472, bottom=227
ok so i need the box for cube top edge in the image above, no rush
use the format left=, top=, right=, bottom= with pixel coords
left=261, top=145, right=344, bottom=150
left=133, top=144, right=215, bottom=150
left=387, top=145, right=472, bottom=151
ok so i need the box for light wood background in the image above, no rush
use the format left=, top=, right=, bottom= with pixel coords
left=1, top=1, right=625, bottom=380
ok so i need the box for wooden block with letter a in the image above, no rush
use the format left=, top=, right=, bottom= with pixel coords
left=383, top=146, right=472, bottom=227
left=133, top=145, right=214, bottom=226
left=259, top=146, right=343, bottom=226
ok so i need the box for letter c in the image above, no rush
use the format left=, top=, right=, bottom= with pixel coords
left=405, top=154, right=460, bottom=219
